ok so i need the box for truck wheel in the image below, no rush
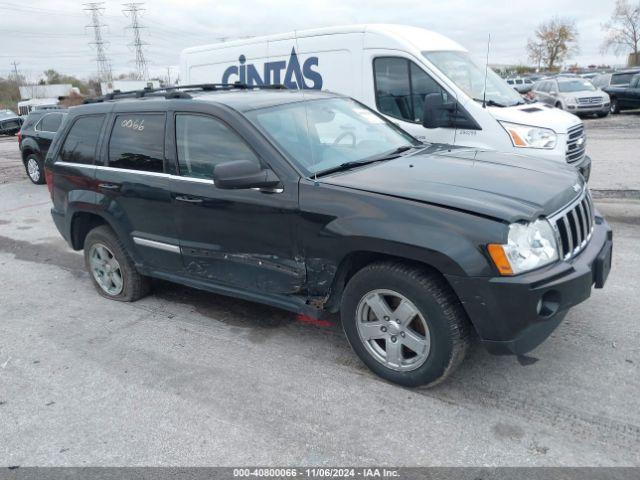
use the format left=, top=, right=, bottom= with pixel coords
left=83, top=225, right=150, bottom=302
left=555, top=101, right=563, bottom=110
left=610, top=98, right=620, bottom=114
left=25, top=154, right=45, bottom=185
left=341, top=262, right=471, bottom=387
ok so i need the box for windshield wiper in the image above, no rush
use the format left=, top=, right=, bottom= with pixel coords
left=314, top=145, right=416, bottom=178
left=473, top=98, right=506, bottom=107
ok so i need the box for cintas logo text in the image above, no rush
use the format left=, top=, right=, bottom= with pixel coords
left=222, top=47, right=323, bottom=89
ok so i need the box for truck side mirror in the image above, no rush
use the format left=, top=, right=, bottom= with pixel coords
left=421, top=93, right=456, bottom=129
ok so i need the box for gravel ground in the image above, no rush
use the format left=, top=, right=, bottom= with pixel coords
left=0, top=115, right=638, bottom=467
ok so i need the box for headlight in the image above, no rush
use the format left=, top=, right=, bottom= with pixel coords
left=488, top=219, right=558, bottom=275
left=565, top=97, right=577, bottom=105
left=499, top=121, right=557, bottom=149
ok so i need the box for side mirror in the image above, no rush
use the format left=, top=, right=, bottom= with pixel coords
left=213, top=160, right=281, bottom=190
left=421, top=93, right=456, bottom=129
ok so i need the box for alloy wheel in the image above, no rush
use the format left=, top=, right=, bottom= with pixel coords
left=355, top=289, right=431, bottom=372
left=88, top=243, right=124, bottom=295
left=27, top=158, right=40, bottom=182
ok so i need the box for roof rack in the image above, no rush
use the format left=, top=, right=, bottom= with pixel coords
left=83, top=82, right=287, bottom=104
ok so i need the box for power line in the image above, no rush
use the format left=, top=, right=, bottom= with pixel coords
left=122, top=2, right=149, bottom=81
left=84, top=2, right=113, bottom=82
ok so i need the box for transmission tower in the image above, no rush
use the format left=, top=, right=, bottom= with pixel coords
left=84, top=2, right=112, bottom=82
left=122, top=2, right=149, bottom=81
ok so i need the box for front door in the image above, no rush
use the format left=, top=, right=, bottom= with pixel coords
left=169, top=111, right=304, bottom=294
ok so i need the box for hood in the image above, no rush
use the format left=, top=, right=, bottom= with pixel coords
left=559, top=90, right=609, bottom=100
left=488, top=102, right=581, bottom=134
left=320, top=146, right=584, bottom=223
left=0, top=110, right=19, bottom=121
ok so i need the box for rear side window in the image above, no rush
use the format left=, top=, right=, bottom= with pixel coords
left=175, top=114, right=260, bottom=180
left=374, top=57, right=448, bottom=123
left=38, top=113, right=64, bottom=132
left=611, top=72, right=636, bottom=86
left=108, top=113, right=165, bottom=172
left=59, top=115, right=105, bottom=164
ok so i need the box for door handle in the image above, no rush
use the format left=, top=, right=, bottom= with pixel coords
left=175, top=195, right=203, bottom=204
left=98, top=183, right=120, bottom=191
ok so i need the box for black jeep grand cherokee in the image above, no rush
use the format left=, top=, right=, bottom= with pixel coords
left=45, top=85, right=613, bottom=387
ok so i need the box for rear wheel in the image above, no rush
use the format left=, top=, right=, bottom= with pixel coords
left=341, top=262, right=471, bottom=387
left=84, top=225, right=150, bottom=302
left=25, top=154, right=45, bottom=184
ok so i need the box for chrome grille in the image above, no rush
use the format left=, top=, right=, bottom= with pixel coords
left=550, top=188, right=595, bottom=260
left=566, top=124, right=586, bottom=164
left=577, top=97, right=602, bottom=105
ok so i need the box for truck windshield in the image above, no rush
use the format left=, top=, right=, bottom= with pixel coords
left=558, top=80, right=595, bottom=92
left=423, top=51, right=524, bottom=107
left=246, top=97, right=419, bottom=176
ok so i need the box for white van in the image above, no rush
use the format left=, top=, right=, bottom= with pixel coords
left=180, top=24, right=590, bottom=178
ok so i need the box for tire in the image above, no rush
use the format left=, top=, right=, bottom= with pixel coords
left=83, top=225, right=150, bottom=302
left=610, top=98, right=620, bottom=114
left=341, top=262, right=471, bottom=387
left=555, top=101, right=563, bottom=110
left=25, top=153, right=45, bottom=185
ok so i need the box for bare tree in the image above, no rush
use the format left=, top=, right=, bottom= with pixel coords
left=602, top=0, right=640, bottom=65
left=526, top=17, right=579, bottom=70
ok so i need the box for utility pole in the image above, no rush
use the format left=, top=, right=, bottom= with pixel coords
left=122, top=2, right=149, bottom=81
left=84, top=2, right=113, bottom=82
left=10, top=61, right=20, bottom=86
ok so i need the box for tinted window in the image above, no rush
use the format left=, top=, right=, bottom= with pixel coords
left=59, top=115, right=105, bottom=164
left=631, top=75, right=640, bottom=88
left=38, top=113, right=64, bottom=132
left=374, top=57, right=447, bottom=123
left=611, top=72, right=637, bottom=86
left=109, top=114, right=165, bottom=172
left=176, top=114, right=259, bottom=180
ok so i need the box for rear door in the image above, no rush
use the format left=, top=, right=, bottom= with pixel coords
left=169, top=106, right=304, bottom=295
left=94, top=109, right=182, bottom=272
left=35, top=112, right=65, bottom=156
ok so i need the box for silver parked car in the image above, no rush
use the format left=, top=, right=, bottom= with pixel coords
left=532, top=77, right=610, bottom=117
left=506, top=77, right=534, bottom=94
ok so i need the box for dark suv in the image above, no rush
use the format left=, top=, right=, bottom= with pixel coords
left=18, top=108, right=67, bottom=184
left=45, top=85, right=613, bottom=387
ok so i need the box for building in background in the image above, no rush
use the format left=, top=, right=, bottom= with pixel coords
left=17, top=84, right=79, bottom=116
left=100, top=80, right=160, bottom=94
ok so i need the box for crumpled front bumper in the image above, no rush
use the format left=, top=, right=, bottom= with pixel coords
left=445, top=213, right=612, bottom=355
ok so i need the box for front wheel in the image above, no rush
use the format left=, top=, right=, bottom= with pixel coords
left=341, top=262, right=471, bottom=387
left=25, top=154, right=45, bottom=185
left=84, top=225, right=150, bottom=302
left=610, top=98, right=620, bottom=114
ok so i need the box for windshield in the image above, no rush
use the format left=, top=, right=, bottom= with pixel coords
left=246, top=97, right=419, bottom=176
left=558, top=80, right=595, bottom=92
left=423, top=51, right=524, bottom=107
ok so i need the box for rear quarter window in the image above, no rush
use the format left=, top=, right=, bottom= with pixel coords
left=108, top=113, right=165, bottom=173
left=59, top=115, right=105, bottom=164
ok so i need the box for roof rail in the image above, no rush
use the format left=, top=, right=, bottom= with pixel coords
left=83, top=82, right=287, bottom=104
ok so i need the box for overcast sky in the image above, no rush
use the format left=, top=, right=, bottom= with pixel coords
left=0, top=0, right=626, bottom=82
